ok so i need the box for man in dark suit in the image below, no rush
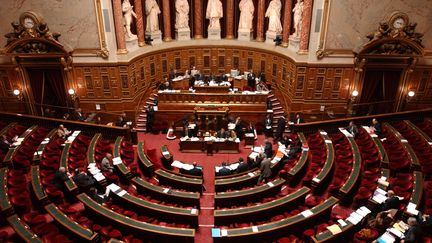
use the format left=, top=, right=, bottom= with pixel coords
left=72, top=169, right=95, bottom=190
left=188, top=162, right=203, bottom=176
left=401, top=217, right=423, bottom=243
left=346, top=121, right=359, bottom=137
left=52, top=167, right=70, bottom=190
left=236, top=158, right=249, bottom=173
left=217, top=162, right=232, bottom=176
left=381, top=190, right=401, bottom=211
left=0, top=135, right=11, bottom=153
left=217, top=128, right=228, bottom=139
left=264, top=114, right=273, bottom=138
left=234, top=117, right=244, bottom=140
left=264, top=140, right=273, bottom=158
left=247, top=71, right=256, bottom=90
left=293, top=113, right=305, bottom=124
left=372, top=118, right=382, bottom=137
left=274, top=116, right=286, bottom=143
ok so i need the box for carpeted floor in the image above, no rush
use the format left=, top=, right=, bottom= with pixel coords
left=138, top=132, right=275, bottom=242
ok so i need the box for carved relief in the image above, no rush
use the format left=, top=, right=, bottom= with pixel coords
left=359, top=12, right=424, bottom=56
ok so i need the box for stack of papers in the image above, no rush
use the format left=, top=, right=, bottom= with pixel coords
left=372, top=188, right=388, bottom=203
left=229, top=163, right=239, bottom=170
left=326, top=224, right=342, bottom=235
left=320, top=131, right=328, bottom=135
left=113, top=157, right=122, bottom=165
left=378, top=176, right=389, bottom=187
left=377, top=232, right=396, bottom=243
left=406, top=202, right=419, bottom=215
left=267, top=182, right=275, bottom=187
left=325, top=139, right=333, bottom=144
left=171, top=160, right=194, bottom=170
left=162, top=151, right=170, bottom=156
left=301, top=209, right=313, bottom=218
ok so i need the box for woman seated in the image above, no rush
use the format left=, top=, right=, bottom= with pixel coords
left=228, top=130, right=237, bottom=140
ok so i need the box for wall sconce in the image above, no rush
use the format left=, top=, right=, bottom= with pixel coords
left=407, top=90, right=415, bottom=102
left=13, top=89, right=23, bottom=101
left=350, top=90, right=359, bottom=102
left=68, top=88, right=77, bottom=100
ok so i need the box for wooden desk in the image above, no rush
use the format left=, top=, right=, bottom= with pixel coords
left=7, top=214, right=42, bottom=243
left=311, top=130, right=334, bottom=191
left=179, top=139, right=240, bottom=154
left=193, top=85, right=230, bottom=93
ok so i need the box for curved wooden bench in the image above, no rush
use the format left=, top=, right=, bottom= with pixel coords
left=87, top=133, right=102, bottom=165
left=311, top=130, right=335, bottom=190
left=362, top=126, right=389, bottom=167
left=7, top=214, right=43, bottom=243
left=405, top=170, right=423, bottom=217
left=215, top=178, right=285, bottom=208
left=155, top=169, right=203, bottom=192
left=60, top=143, right=78, bottom=193
left=312, top=219, right=357, bottom=243
left=161, top=145, right=173, bottom=167
left=77, top=193, right=195, bottom=243
left=287, top=132, right=309, bottom=183
left=405, top=120, right=432, bottom=143
left=113, top=136, right=132, bottom=179
left=0, top=167, right=13, bottom=216
left=213, top=196, right=339, bottom=242
left=31, top=165, right=49, bottom=205
left=45, top=203, right=99, bottom=242
left=132, top=177, right=200, bottom=208
left=214, top=186, right=310, bottom=225
left=384, top=123, right=420, bottom=171
left=32, top=128, right=57, bottom=162
left=110, top=187, right=199, bottom=227
left=137, top=142, right=154, bottom=175
left=339, top=135, right=361, bottom=197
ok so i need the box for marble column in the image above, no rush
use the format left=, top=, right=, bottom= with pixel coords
left=256, top=0, right=266, bottom=42
left=225, top=0, right=234, bottom=39
left=299, top=0, right=313, bottom=53
left=134, top=0, right=145, bottom=46
left=281, top=0, right=293, bottom=47
left=113, top=0, right=127, bottom=53
left=194, top=0, right=203, bottom=39
left=162, top=0, right=172, bottom=41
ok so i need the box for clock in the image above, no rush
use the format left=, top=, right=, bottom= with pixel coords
left=23, top=17, right=35, bottom=29
left=392, top=17, right=405, bottom=29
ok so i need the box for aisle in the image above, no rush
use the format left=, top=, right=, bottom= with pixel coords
left=137, top=132, right=269, bottom=242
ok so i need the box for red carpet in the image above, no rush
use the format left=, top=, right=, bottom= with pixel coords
left=137, top=132, right=275, bottom=242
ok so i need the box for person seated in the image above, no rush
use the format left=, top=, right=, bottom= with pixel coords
left=217, top=128, right=228, bottom=139
left=0, top=135, right=11, bottom=153
left=57, top=124, right=71, bottom=139
left=401, top=217, right=423, bottom=243
left=369, top=209, right=397, bottom=233
left=88, top=187, right=111, bottom=204
left=264, top=139, right=273, bottom=158
left=236, top=158, right=249, bottom=173
left=381, top=190, right=401, bottom=211
left=280, top=135, right=291, bottom=148
left=346, top=121, right=359, bottom=137
left=371, top=118, right=382, bottom=137
left=72, top=169, right=95, bottom=189
left=228, top=130, right=237, bottom=141
left=218, top=162, right=232, bottom=176
left=418, top=213, right=432, bottom=232
left=101, top=153, right=114, bottom=173
left=52, top=166, right=71, bottom=190
left=74, top=108, right=85, bottom=122
left=188, top=162, right=203, bottom=176
left=293, top=113, right=305, bottom=124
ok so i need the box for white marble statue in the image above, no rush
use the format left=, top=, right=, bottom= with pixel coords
left=206, top=0, right=223, bottom=29
left=145, top=0, right=161, bottom=33
left=175, top=0, right=190, bottom=30
left=265, top=0, right=282, bottom=34
left=292, top=0, right=304, bottom=37
left=238, top=0, right=255, bottom=31
left=122, top=0, right=137, bottom=40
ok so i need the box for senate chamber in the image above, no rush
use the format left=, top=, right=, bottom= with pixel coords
left=0, top=0, right=432, bottom=242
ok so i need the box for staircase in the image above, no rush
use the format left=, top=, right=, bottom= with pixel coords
left=135, top=93, right=158, bottom=132
left=267, top=92, right=289, bottom=133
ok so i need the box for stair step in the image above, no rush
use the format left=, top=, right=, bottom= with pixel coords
left=273, top=111, right=284, bottom=115
left=136, top=123, right=146, bottom=127
left=138, top=118, right=147, bottom=122
left=135, top=128, right=146, bottom=132
left=273, top=106, right=283, bottom=110
left=139, top=114, right=147, bottom=118
left=272, top=102, right=281, bottom=106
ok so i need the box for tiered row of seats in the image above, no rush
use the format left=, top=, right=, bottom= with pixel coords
left=302, top=131, right=330, bottom=187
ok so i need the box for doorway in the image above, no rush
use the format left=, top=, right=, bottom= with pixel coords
left=25, top=67, right=68, bottom=118
left=358, top=69, right=402, bottom=116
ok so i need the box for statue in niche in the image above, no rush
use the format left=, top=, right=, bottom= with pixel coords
left=265, top=0, right=282, bottom=34
left=206, top=0, right=223, bottom=29
left=175, top=0, right=190, bottom=30
left=238, top=0, right=255, bottom=32
left=145, top=0, right=161, bottom=32
left=292, top=0, right=303, bottom=38
left=122, top=0, right=137, bottom=40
